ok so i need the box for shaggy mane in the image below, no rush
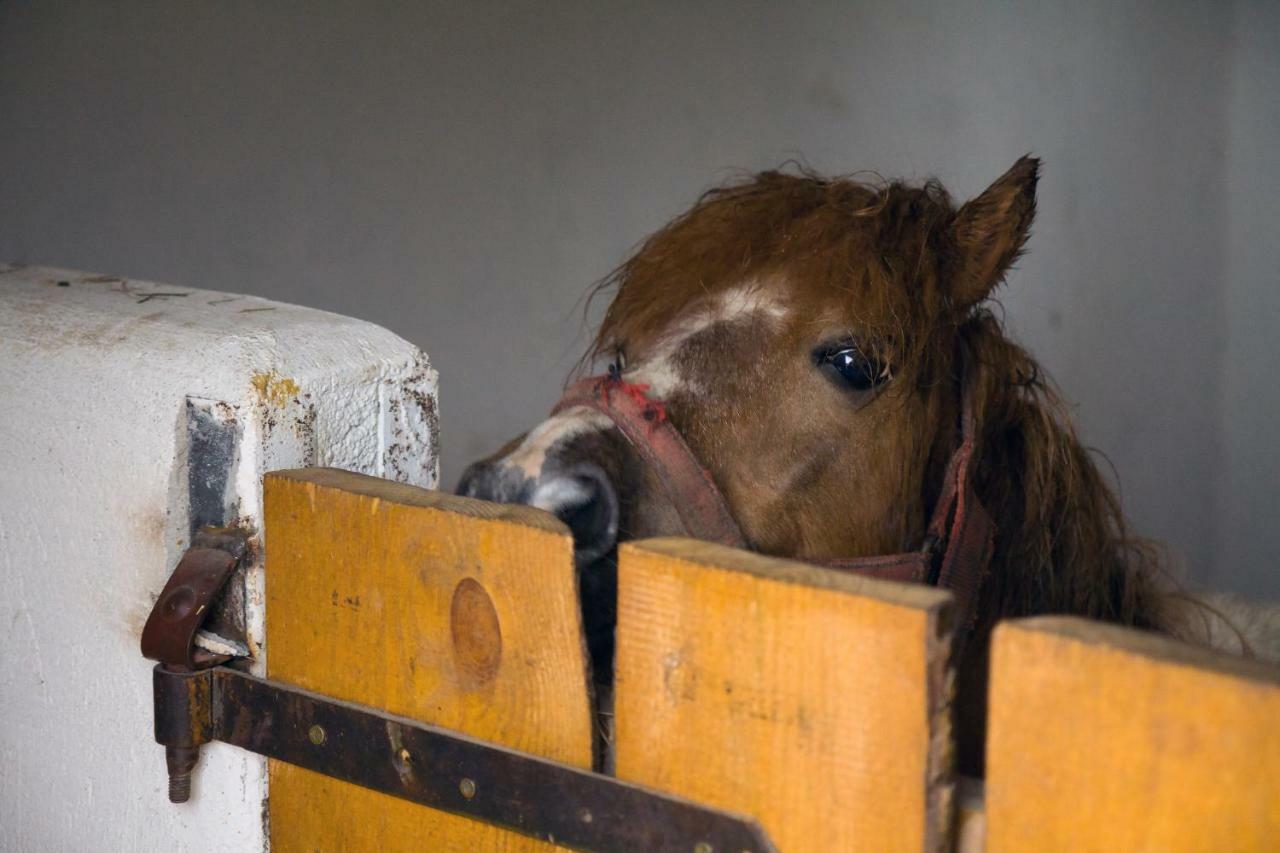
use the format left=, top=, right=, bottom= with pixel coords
left=961, top=310, right=1167, bottom=633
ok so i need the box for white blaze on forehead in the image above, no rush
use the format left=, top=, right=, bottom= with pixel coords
left=502, top=284, right=789, bottom=479
left=502, top=405, right=613, bottom=478
left=625, top=283, right=789, bottom=397
left=716, top=285, right=789, bottom=324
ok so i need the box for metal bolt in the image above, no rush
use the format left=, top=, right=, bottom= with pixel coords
left=308, top=724, right=327, bottom=745
left=459, top=777, right=477, bottom=799
left=168, top=770, right=192, bottom=803
left=398, top=747, right=412, bottom=764
left=165, top=745, right=200, bottom=804
left=578, top=807, right=593, bottom=824
left=168, top=774, right=191, bottom=802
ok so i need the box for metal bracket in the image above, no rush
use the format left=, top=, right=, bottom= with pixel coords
left=141, top=528, right=248, bottom=670
left=152, top=665, right=772, bottom=851
left=141, top=536, right=775, bottom=852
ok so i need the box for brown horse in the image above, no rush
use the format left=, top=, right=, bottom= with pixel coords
left=458, top=157, right=1272, bottom=772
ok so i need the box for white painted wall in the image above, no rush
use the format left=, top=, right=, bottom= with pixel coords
left=0, top=2, right=1274, bottom=597
left=0, top=266, right=438, bottom=852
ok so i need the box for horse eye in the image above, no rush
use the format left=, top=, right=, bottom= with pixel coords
left=815, top=346, right=889, bottom=392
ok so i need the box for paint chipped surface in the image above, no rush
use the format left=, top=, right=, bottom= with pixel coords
left=0, top=265, right=439, bottom=852
left=250, top=371, right=302, bottom=408
left=379, top=351, right=441, bottom=487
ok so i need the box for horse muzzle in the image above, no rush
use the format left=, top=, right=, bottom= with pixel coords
left=457, top=457, right=621, bottom=568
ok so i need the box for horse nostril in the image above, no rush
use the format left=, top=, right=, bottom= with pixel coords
left=458, top=460, right=617, bottom=564
left=530, top=464, right=619, bottom=567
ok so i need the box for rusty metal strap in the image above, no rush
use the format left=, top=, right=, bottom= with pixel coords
left=141, top=529, right=250, bottom=669
left=161, top=666, right=774, bottom=853
left=145, top=532, right=773, bottom=850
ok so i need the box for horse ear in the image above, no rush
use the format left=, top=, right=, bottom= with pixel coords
left=946, top=156, right=1040, bottom=310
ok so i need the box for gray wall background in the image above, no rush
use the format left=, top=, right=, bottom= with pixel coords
left=2, top=1, right=1276, bottom=597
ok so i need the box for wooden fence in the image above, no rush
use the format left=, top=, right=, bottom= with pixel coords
left=262, top=468, right=1279, bottom=851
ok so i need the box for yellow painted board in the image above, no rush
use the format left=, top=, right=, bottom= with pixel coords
left=613, top=537, right=956, bottom=852
left=986, top=616, right=1280, bottom=852
left=263, top=468, right=592, bottom=852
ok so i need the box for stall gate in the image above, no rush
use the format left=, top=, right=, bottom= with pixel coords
left=246, top=468, right=1277, bottom=852
left=5, top=265, right=1273, bottom=852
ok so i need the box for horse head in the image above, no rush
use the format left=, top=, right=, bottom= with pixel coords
left=459, top=158, right=1166, bottom=734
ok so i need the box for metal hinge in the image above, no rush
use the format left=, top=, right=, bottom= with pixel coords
left=141, top=530, right=775, bottom=853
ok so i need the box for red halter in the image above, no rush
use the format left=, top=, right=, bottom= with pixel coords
left=552, top=372, right=996, bottom=634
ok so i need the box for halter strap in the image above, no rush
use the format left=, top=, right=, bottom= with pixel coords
left=790, top=371, right=994, bottom=633
left=553, top=377, right=748, bottom=549
left=924, top=383, right=996, bottom=632
left=551, top=370, right=995, bottom=635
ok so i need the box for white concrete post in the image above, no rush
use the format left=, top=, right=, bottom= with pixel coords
left=0, top=265, right=439, bottom=852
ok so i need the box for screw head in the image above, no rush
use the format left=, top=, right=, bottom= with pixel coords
left=308, top=724, right=326, bottom=745
left=459, top=777, right=477, bottom=799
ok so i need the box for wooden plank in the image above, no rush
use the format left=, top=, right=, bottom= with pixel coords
left=613, top=538, right=956, bottom=852
left=986, top=616, right=1280, bottom=852
left=263, top=468, right=591, bottom=852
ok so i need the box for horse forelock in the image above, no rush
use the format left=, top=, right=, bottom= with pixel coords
left=583, top=168, right=958, bottom=374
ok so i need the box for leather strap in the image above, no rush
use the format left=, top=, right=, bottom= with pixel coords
left=553, top=377, right=748, bottom=549
left=827, top=374, right=995, bottom=633
left=919, top=373, right=996, bottom=632
left=551, top=368, right=995, bottom=635
left=821, top=552, right=928, bottom=584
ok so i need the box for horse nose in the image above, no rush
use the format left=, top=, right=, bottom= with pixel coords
left=529, top=463, right=620, bottom=567
left=455, top=460, right=530, bottom=504
left=457, top=460, right=619, bottom=565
